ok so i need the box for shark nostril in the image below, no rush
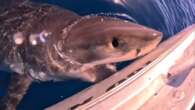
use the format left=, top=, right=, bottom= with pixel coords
left=112, top=37, right=119, bottom=48
left=136, top=48, right=141, bottom=55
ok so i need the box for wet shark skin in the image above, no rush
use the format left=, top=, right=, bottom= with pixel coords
left=0, top=2, right=162, bottom=110
left=61, top=16, right=162, bottom=72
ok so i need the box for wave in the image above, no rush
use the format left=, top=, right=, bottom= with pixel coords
left=111, top=0, right=195, bottom=38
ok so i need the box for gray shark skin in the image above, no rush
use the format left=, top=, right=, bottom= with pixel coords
left=0, top=1, right=162, bottom=110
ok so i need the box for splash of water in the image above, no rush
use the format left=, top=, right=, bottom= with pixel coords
left=110, top=0, right=195, bottom=38
left=62, top=12, right=138, bottom=39
left=95, top=12, right=138, bottom=23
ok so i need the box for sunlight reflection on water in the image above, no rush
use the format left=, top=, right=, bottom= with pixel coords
left=110, top=0, right=195, bottom=38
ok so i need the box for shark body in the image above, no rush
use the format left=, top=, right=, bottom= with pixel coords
left=0, top=1, right=162, bottom=110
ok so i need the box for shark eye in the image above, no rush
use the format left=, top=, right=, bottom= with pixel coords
left=112, top=37, right=119, bottom=48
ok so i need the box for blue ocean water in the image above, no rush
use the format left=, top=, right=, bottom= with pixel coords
left=0, top=0, right=195, bottom=110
